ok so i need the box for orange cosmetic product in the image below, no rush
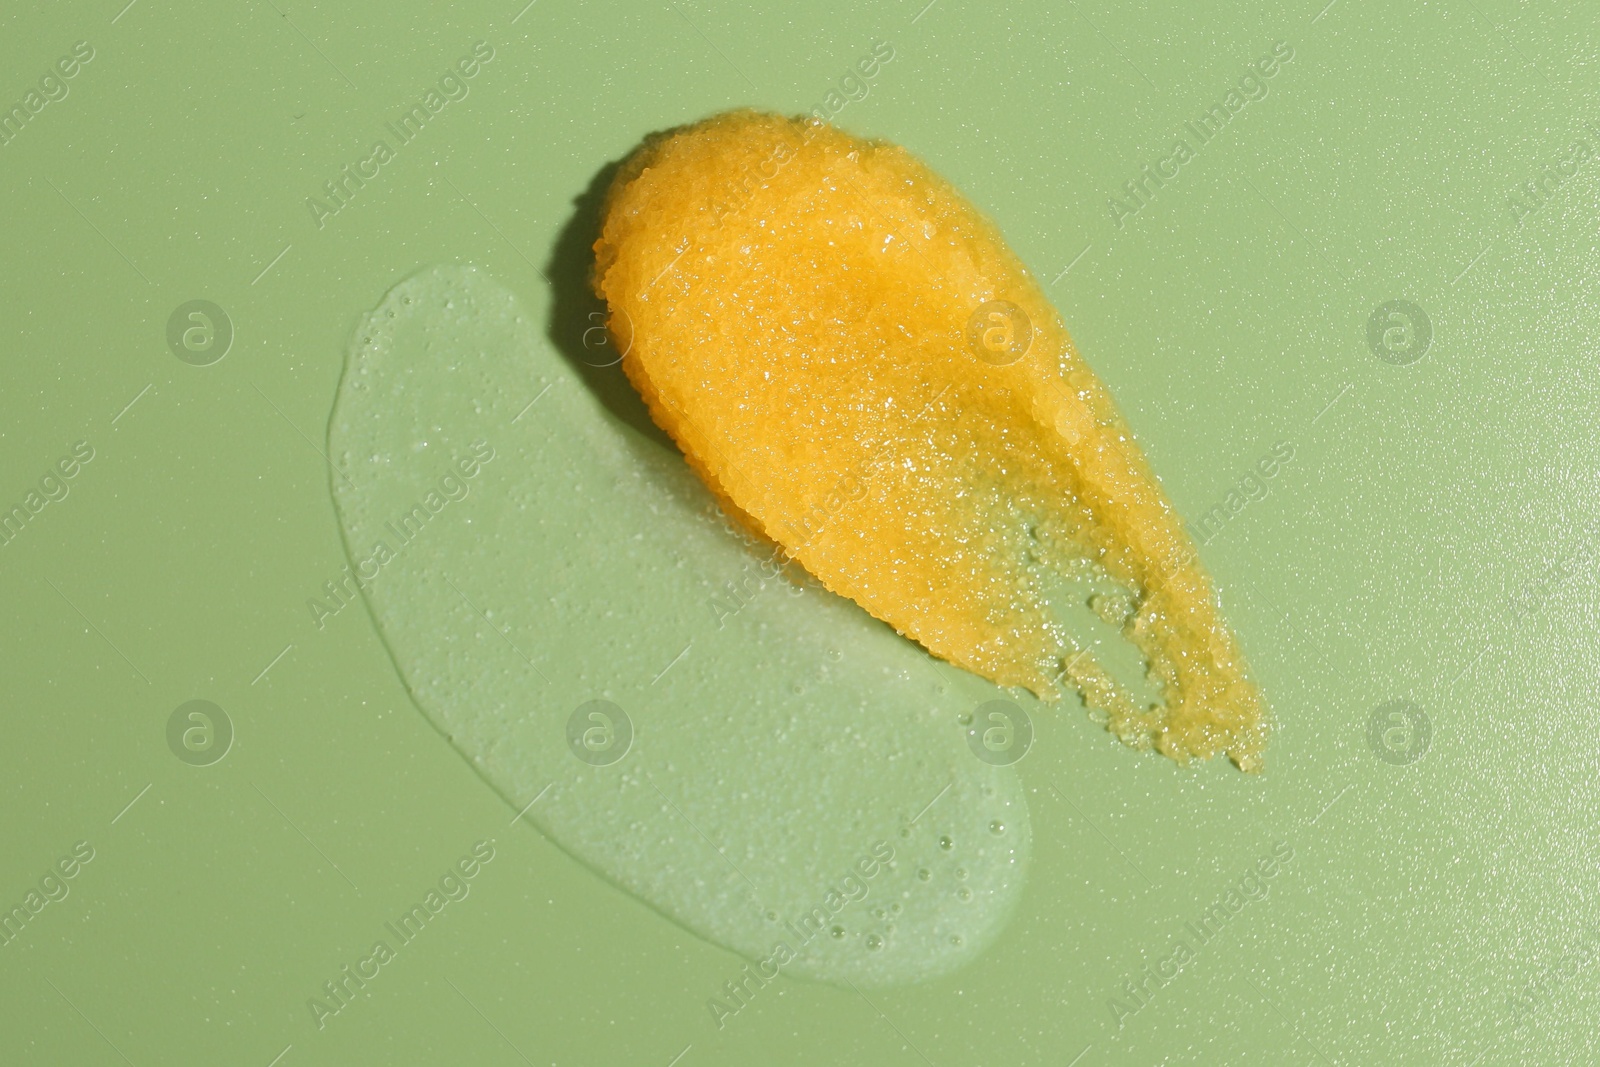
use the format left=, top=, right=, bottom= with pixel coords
left=594, top=110, right=1266, bottom=770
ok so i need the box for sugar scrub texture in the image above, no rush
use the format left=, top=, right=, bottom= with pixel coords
left=594, top=110, right=1267, bottom=770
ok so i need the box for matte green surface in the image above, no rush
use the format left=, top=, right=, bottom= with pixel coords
left=3, top=1, right=1598, bottom=1064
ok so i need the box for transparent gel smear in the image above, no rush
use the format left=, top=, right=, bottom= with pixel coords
left=328, top=264, right=1031, bottom=987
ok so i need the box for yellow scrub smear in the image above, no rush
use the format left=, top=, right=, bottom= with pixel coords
left=593, top=110, right=1267, bottom=771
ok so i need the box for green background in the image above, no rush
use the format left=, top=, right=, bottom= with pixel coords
left=4, top=0, right=1599, bottom=1063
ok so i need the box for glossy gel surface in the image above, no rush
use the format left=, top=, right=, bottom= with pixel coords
left=327, top=264, right=1031, bottom=988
